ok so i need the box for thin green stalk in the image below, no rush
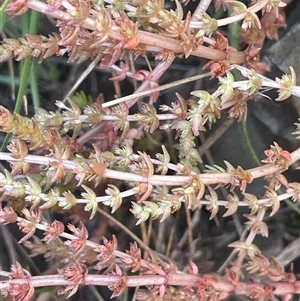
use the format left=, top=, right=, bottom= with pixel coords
left=15, top=57, right=32, bottom=113
left=0, top=134, right=12, bottom=152
left=0, top=12, right=8, bottom=33
left=227, top=7, right=240, bottom=79
left=227, top=9, right=261, bottom=166
left=0, top=0, right=10, bottom=13
left=30, top=63, right=41, bottom=108
left=283, top=199, right=300, bottom=216
left=0, top=0, right=9, bottom=32
left=16, top=9, right=39, bottom=113
left=27, top=9, right=40, bottom=33
left=227, top=8, right=240, bottom=50
left=239, top=120, right=261, bottom=166
left=0, top=9, right=40, bottom=151
left=28, top=10, right=40, bottom=109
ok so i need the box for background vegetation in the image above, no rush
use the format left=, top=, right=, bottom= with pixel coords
left=0, top=0, right=300, bottom=300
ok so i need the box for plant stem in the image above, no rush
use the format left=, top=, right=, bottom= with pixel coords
left=101, top=72, right=211, bottom=109
left=1, top=273, right=299, bottom=296
left=191, top=0, right=212, bottom=20
left=217, top=0, right=269, bottom=27
left=25, top=0, right=246, bottom=63
left=1, top=146, right=300, bottom=186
